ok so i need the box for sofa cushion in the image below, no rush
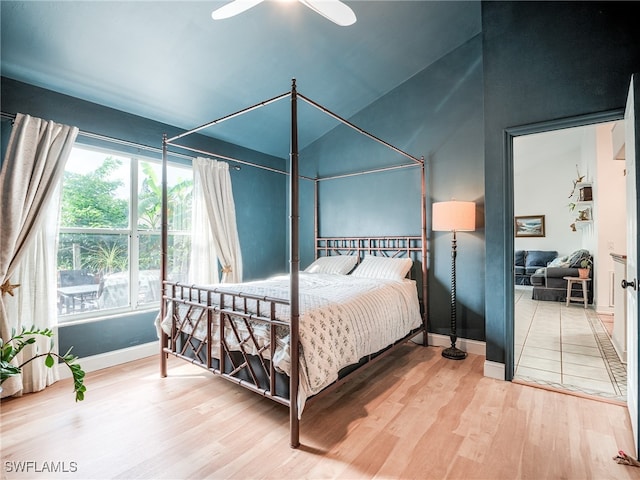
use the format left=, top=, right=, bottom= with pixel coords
left=530, top=272, right=545, bottom=286
left=525, top=266, right=543, bottom=275
left=546, top=266, right=582, bottom=279
left=515, top=250, right=526, bottom=267
left=525, top=250, right=557, bottom=268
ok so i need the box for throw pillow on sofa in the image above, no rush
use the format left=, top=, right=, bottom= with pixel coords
left=548, top=255, right=571, bottom=268
left=546, top=249, right=591, bottom=269
left=525, top=250, right=558, bottom=268
left=567, top=249, right=591, bottom=268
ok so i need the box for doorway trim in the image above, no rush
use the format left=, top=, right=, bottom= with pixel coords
left=504, top=109, right=624, bottom=381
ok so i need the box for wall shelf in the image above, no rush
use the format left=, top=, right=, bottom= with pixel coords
left=577, top=182, right=593, bottom=201
left=571, top=182, right=593, bottom=228
left=574, top=220, right=593, bottom=229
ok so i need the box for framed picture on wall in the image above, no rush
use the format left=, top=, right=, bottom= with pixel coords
left=515, top=215, right=545, bottom=237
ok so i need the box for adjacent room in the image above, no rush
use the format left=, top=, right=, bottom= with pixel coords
left=2, top=1, right=640, bottom=478
left=512, top=121, right=628, bottom=401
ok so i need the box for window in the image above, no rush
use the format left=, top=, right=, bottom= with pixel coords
left=57, top=145, right=192, bottom=322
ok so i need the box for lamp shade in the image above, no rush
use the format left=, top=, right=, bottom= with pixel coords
left=432, top=201, right=476, bottom=232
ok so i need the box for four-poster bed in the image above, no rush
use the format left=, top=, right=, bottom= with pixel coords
left=159, top=80, right=429, bottom=448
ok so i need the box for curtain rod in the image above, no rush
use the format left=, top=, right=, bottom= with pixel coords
left=0, top=111, right=239, bottom=169
left=166, top=140, right=316, bottom=181
left=3, top=111, right=422, bottom=181
left=1, top=110, right=184, bottom=159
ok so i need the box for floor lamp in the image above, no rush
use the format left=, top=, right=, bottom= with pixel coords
left=432, top=200, right=476, bottom=360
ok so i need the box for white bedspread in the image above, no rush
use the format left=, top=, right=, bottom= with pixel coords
left=158, top=273, right=422, bottom=413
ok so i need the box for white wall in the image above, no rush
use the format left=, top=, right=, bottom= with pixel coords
left=594, top=122, right=627, bottom=313
left=579, top=125, right=597, bottom=255
left=514, top=130, right=583, bottom=256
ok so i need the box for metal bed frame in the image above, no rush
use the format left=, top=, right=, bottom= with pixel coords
left=159, top=79, right=428, bottom=448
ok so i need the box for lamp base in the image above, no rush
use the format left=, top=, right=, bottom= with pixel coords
left=442, top=346, right=467, bottom=360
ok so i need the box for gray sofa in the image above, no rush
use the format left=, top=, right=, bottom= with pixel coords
left=529, top=249, right=594, bottom=304
left=514, top=250, right=558, bottom=286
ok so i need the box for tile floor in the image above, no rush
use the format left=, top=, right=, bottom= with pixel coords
left=514, top=286, right=627, bottom=403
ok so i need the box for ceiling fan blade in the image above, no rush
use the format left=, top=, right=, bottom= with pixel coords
left=299, top=0, right=356, bottom=26
left=211, top=0, right=265, bottom=20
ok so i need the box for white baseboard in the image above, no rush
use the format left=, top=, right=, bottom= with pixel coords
left=484, top=360, right=505, bottom=380
left=418, top=332, right=504, bottom=380
left=427, top=332, right=486, bottom=357
left=596, top=306, right=614, bottom=315
left=59, top=341, right=158, bottom=379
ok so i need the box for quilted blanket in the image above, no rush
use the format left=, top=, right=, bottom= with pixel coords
left=158, top=272, right=422, bottom=412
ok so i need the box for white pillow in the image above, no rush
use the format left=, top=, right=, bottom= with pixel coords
left=304, top=255, right=358, bottom=275
left=351, top=255, right=413, bottom=281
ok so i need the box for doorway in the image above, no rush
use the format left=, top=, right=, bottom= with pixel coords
left=510, top=116, right=627, bottom=401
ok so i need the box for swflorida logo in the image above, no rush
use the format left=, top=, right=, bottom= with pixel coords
left=4, top=461, right=78, bottom=473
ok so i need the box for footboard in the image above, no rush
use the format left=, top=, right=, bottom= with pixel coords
left=161, top=281, right=292, bottom=406
left=159, top=235, right=427, bottom=449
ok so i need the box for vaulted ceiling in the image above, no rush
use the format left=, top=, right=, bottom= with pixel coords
left=1, top=1, right=481, bottom=158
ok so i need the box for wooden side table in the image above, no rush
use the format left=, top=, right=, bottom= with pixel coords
left=564, top=276, right=591, bottom=308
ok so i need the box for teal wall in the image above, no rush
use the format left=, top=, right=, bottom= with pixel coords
left=1, top=77, right=287, bottom=356
left=482, top=1, right=640, bottom=370
left=301, top=35, right=486, bottom=341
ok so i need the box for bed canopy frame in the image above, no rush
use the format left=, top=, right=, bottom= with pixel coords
left=160, top=79, right=428, bottom=448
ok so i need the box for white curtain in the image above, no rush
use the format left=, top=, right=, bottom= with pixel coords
left=190, top=157, right=242, bottom=284
left=0, top=113, right=78, bottom=397
left=189, top=164, right=218, bottom=284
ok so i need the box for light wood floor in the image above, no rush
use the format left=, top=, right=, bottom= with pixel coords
left=2, top=344, right=640, bottom=480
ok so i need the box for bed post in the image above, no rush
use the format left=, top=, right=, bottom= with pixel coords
left=421, top=157, right=428, bottom=347
left=314, top=179, right=319, bottom=259
left=289, top=78, right=301, bottom=448
left=160, top=134, right=169, bottom=377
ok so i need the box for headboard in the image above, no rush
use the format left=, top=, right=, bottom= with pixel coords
left=315, top=236, right=426, bottom=304
left=316, top=236, right=421, bottom=261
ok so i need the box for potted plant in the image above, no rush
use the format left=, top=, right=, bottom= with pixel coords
left=578, top=257, right=592, bottom=279
left=1, top=326, right=86, bottom=401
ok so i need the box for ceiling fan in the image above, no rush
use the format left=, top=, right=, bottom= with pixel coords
left=211, top=0, right=357, bottom=26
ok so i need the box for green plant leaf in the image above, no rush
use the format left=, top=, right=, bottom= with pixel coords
left=0, top=360, right=21, bottom=383
left=0, top=328, right=86, bottom=400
